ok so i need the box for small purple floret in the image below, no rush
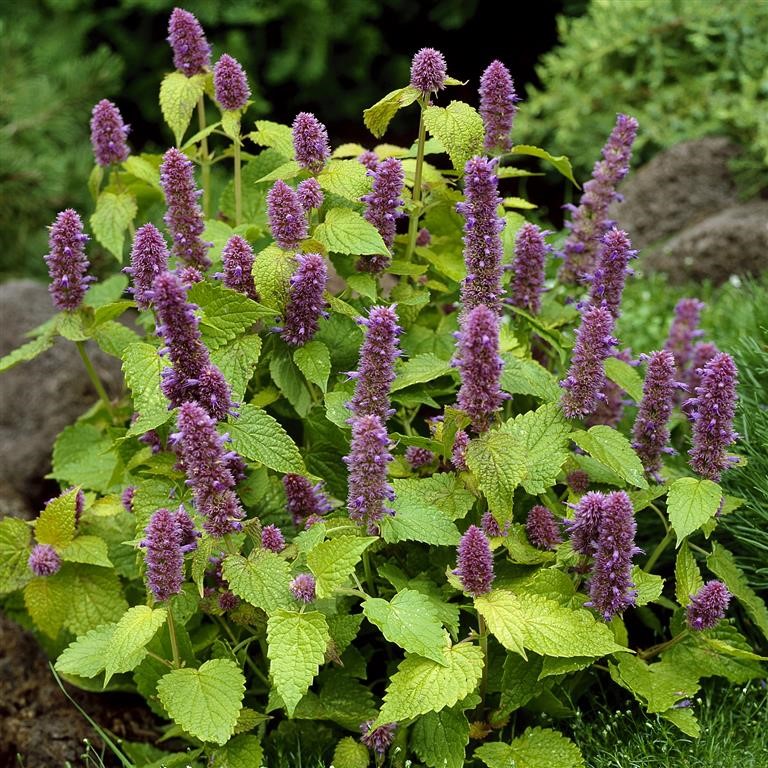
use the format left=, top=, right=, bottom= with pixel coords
left=139, top=508, right=189, bottom=601
left=292, top=112, right=331, bottom=174
left=44, top=209, right=92, bottom=311
left=297, top=178, right=324, bottom=212
left=665, top=298, right=705, bottom=375
left=90, top=99, right=130, bottom=167
left=566, top=470, right=590, bottom=495
left=261, top=524, right=285, bottom=553
left=283, top=474, right=332, bottom=526
left=281, top=253, right=328, bottom=346
left=267, top=180, right=308, bottom=250
left=290, top=573, right=317, bottom=603
left=481, top=510, right=509, bottom=538
left=167, top=8, right=211, bottom=75
left=359, top=157, right=405, bottom=272
left=405, top=446, right=434, bottom=469
left=566, top=491, right=607, bottom=556
left=451, top=430, right=470, bottom=471
left=416, top=227, right=431, bottom=247
left=217, top=235, right=257, bottom=299
left=479, top=60, right=519, bottom=153
left=121, top=486, right=136, bottom=513
left=454, top=525, right=494, bottom=596
left=28, top=544, right=61, bottom=577
left=526, top=505, right=562, bottom=550
left=358, top=150, right=379, bottom=171
left=360, top=721, right=397, bottom=756
left=511, top=222, right=549, bottom=315
left=124, top=224, right=169, bottom=310
left=686, top=581, right=731, bottom=631
left=214, top=54, right=250, bottom=111
left=588, top=227, right=636, bottom=319
left=410, top=48, right=447, bottom=93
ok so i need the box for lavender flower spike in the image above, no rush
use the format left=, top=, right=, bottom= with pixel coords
left=455, top=304, right=505, bottom=432
left=28, top=544, right=61, bottom=577
left=410, top=48, right=447, bottom=94
left=281, top=253, right=328, bottom=346
left=90, top=99, right=130, bottom=167
left=451, top=430, right=470, bottom=471
left=261, top=524, right=285, bottom=553
left=686, top=581, right=731, bottom=631
left=687, top=352, right=738, bottom=482
left=290, top=573, right=317, bottom=604
left=587, top=491, right=640, bottom=621
left=359, top=157, right=405, bottom=273
left=585, top=347, right=633, bottom=429
left=297, top=178, right=324, bottom=212
left=526, top=505, right=563, bottom=550
left=511, top=222, right=549, bottom=315
left=457, top=156, right=506, bottom=315
left=479, top=60, right=519, bottom=153
left=588, top=227, right=636, bottom=319
left=217, top=235, right=257, bottom=299
left=175, top=401, right=245, bottom=537
left=348, top=305, right=402, bottom=421
left=358, top=150, right=379, bottom=171
left=139, top=508, right=185, bottom=601
left=167, top=8, right=211, bottom=75
left=124, top=223, right=169, bottom=309
left=45, top=209, right=93, bottom=311
left=160, top=148, right=211, bottom=269
left=283, top=474, right=332, bottom=526
left=292, top=112, right=331, bottom=174
left=360, top=721, right=397, bottom=756
left=214, top=54, right=250, bottom=111
left=267, top=180, right=308, bottom=250
left=344, top=414, right=395, bottom=534
left=687, top=341, right=719, bottom=395
left=560, top=304, right=617, bottom=419
left=664, top=298, right=705, bottom=374
left=405, top=446, right=434, bottom=469
left=565, top=490, right=607, bottom=555
left=454, top=525, right=494, bottom=596
left=559, top=114, right=638, bottom=284
left=632, top=350, right=679, bottom=477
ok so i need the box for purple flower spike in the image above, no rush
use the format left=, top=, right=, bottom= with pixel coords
left=283, top=474, right=332, bottom=526
left=481, top=510, right=509, bottom=538
left=349, top=305, right=402, bottom=421
left=457, top=156, right=505, bottom=316
left=511, top=222, right=549, bottom=315
left=632, top=350, right=679, bottom=477
left=566, top=490, right=608, bottom=555
left=344, top=414, right=395, bottom=534
left=688, top=342, right=719, bottom=394
left=281, top=253, right=328, bottom=347
left=360, top=721, right=397, bottom=756
left=90, top=99, right=130, bottom=167
left=358, top=150, right=379, bottom=171
left=416, top=227, right=431, bottom=247
left=175, top=504, right=200, bottom=552
left=292, top=112, right=331, bottom=174
left=585, top=347, right=634, bottom=429
left=559, top=114, right=639, bottom=284
left=267, top=180, right=308, bottom=250
left=218, top=235, right=257, bottom=299
left=160, top=148, right=211, bottom=269
left=44, top=209, right=92, bottom=311
left=479, top=60, right=519, bottom=153
left=290, top=573, right=317, bottom=603
left=175, top=401, right=244, bottom=537
left=28, top=544, right=61, bottom=577
left=358, top=157, right=405, bottom=272
left=566, top=469, right=590, bottom=495
left=214, top=54, right=250, bottom=111
left=121, top=486, right=136, bottom=513
left=405, top=446, right=434, bottom=468
left=560, top=305, right=617, bottom=419
left=665, top=298, right=705, bottom=374
left=410, top=48, right=447, bottom=93
left=139, top=508, right=185, bottom=601
left=587, top=491, right=640, bottom=621
left=454, top=525, right=494, bottom=596
left=588, top=227, right=636, bottom=319
left=297, top=178, right=324, bottom=212
left=687, top=352, right=738, bottom=482
left=124, top=224, right=169, bottom=309
left=526, top=505, right=563, bottom=550
left=167, top=8, right=211, bottom=75
left=451, top=429, right=470, bottom=471
left=261, top=524, right=285, bottom=553
left=455, top=305, right=505, bottom=432
left=686, top=581, right=731, bottom=631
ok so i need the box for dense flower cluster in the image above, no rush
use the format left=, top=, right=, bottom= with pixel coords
left=213, top=54, right=250, bottom=111
left=410, top=48, right=447, bottom=93
left=281, top=253, right=328, bottom=346
left=290, top=573, right=317, bottom=603
left=510, top=222, right=549, bottom=314
left=566, top=469, right=590, bottom=495
left=686, top=581, right=731, bottom=630
left=283, top=474, right=332, bottom=526
left=124, top=224, right=169, bottom=309
left=688, top=342, right=719, bottom=395
left=89, top=99, right=130, bottom=166
left=297, top=178, right=324, bottom=212
left=454, top=525, right=494, bottom=596
left=405, top=446, right=434, bottom=468
left=359, top=157, right=405, bottom=272
left=664, top=298, right=705, bottom=374
left=267, top=180, right=308, bottom=250
left=358, top=150, right=379, bottom=171
left=566, top=491, right=607, bottom=556
left=479, top=59, right=519, bottom=153
left=360, top=721, right=397, bottom=756
left=28, top=544, right=61, bottom=577
left=584, top=348, right=633, bottom=429
left=167, top=8, right=211, bottom=75
left=481, top=510, right=509, bottom=538
left=45, top=209, right=92, bottom=311
left=588, top=227, right=636, bottom=318
left=261, top=524, right=286, bottom=553
left=526, top=505, right=562, bottom=550
left=217, top=235, right=257, bottom=299
left=451, top=430, right=470, bottom=471
left=292, top=112, right=331, bottom=174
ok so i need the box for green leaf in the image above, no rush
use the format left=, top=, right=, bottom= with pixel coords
left=391, top=353, right=454, bottom=392
left=159, top=72, right=205, bottom=146
left=500, top=354, right=560, bottom=401
left=707, top=543, right=768, bottom=640
left=675, top=546, right=703, bottom=607
left=499, top=654, right=544, bottom=715
left=122, top=342, right=172, bottom=435
left=660, top=706, right=701, bottom=737
left=210, top=334, right=262, bottom=401
left=226, top=404, right=305, bottom=474
left=363, top=85, right=421, bottom=138
left=60, top=535, right=113, bottom=568
left=611, top=654, right=699, bottom=713
left=269, top=346, right=313, bottom=416
left=267, top=610, right=330, bottom=716
left=363, top=589, right=450, bottom=664
left=475, top=727, right=585, bottom=768
left=423, top=101, right=485, bottom=171
left=667, top=477, right=722, bottom=545
left=0, top=333, right=54, bottom=373
left=324, top=389, right=353, bottom=431
left=318, top=159, right=371, bottom=201
left=51, top=423, right=118, bottom=492
left=104, top=605, right=167, bottom=684
left=248, top=120, right=294, bottom=157
left=63, top=565, right=129, bottom=635
left=24, top=572, right=71, bottom=637
left=209, top=734, right=264, bottom=768
left=474, top=591, right=526, bottom=657
left=222, top=549, right=293, bottom=615
left=381, top=492, right=462, bottom=546
left=346, top=273, right=377, bottom=301
left=90, top=191, right=137, bottom=261
left=375, top=643, right=484, bottom=726
left=255, top=160, right=301, bottom=183
left=605, top=356, right=644, bottom=402
left=55, top=622, right=115, bottom=678
left=252, top=244, right=294, bottom=311
left=221, top=109, right=241, bottom=140
left=294, top=341, right=331, bottom=392
left=510, top=145, right=578, bottom=186
left=571, top=426, right=649, bottom=489
left=331, top=737, right=370, bottom=768
left=308, top=535, right=377, bottom=598
left=314, top=207, right=389, bottom=256
left=157, top=659, right=245, bottom=745
left=391, top=474, right=474, bottom=521
left=92, top=321, right=141, bottom=358
left=0, top=517, right=32, bottom=595
left=411, top=706, right=470, bottom=768
left=35, top=486, right=79, bottom=548
left=632, top=566, right=664, bottom=606
left=122, top=154, right=162, bottom=190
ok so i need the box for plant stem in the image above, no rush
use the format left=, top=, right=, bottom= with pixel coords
left=404, top=100, right=428, bottom=262
left=197, top=96, right=211, bottom=218
left=145, top=650, right=174, bottom=669
left=233, top=134, right=242, bottom=226
left=166, top=608, right=181, bottom=668
left=638, top=630, right=688, bottom=660
left=644, top=529, right=674, bottom=573
left=363, top=549, right=377, bottom=597
left=75, top=341, right=115, bottom=421
left=478, top=614, right=489, bottom=710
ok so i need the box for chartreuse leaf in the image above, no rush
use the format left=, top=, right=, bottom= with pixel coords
left=423, top=101, right=485, bottom=171
left=209, top=734, right=264, bottom=768
left=510, top=145, right=578, bottom=186
left=660, top=707, right=701, bottom=738
left=474, top=591, right=527, bottom=658
left=210, top=334, right=262, bottom=401
left=391, top=474, right=474, bottom=521
left=294, top=341, right=331, bottom=392
left=332, top=737, right=370, bottom=768
left=103, top=605, right=167, bottom=684
left=248, top=120, right=294, bottom=157
left=632, top=566, right=665, bottom=606
left=571, top=426, right=649, bottom=489
left=226, top=404, right=305, bottom=474
left=90, top=191, right=137, bottom=260
left=267, top=610, right=330, bottom=716
left=35, top=486, right=79, bottom=548
left=222, top=549, right=293, bottom=615
left=605, top=356, right=644, bottom=402
left=252, top=244, right=294, bottom=311
left=63, top=565, right=128, bottom=635
left=0, top=517, right=32, bottom=595
left=500, top=354, right=560, bottom=401
left=0, top=333, right=55, bottom=373
left=363, top=85, right=421, bottom=138
left=411, top=705, right=471, bottom=768
left=610, top=654, right=699, bottom=713
left=374, top=643, right=483, bottom=726
left=308, top=535, right=377, bottom=598
left=318, top=159, right=371, bottom=201
left=157, top=659, right=245, bottom=745
left=391, top=353, right=454, bottom=392
left=675, top=546, right=704, bottom=607
left=255, top=160, right=302, bottom=184
left=123, top=342, right=172, bottom=435
left=381, top=488, right=462, bottom=546
left=475, top=727, right=585, bottom=768
left=60, top=536, right=112, bottom=568
left=52, top=423, right=118, bottom=492
left=293, top=675, right=377, bottom=730
left=55, top=622, right=116, bottom=678
left=314, top=208, right=389, bottom=256
left=159, top=72, right=205, bottom=146
left=122, top=154, right=162, bottom=190
left=667, top=477, right=722, bottom=545
left=499, top=654, right=544, bottom=715
left=363, top=589, right=450, bottom=664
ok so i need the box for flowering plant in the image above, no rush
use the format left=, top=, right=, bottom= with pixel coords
left=0, top=10, right=764, bottom=767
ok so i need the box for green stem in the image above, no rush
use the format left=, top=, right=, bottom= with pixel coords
left=363, top=549, right=377, bottom=597
left=644, top=529, right=674, bottom=573
left=197, top=96, right=211, bottom=218
left=478, top=614, right=489, bottom=710
left=166, top=608, right=181, bottom=668
left=404, top=101, right=428, bottom=262
left=145, top=650, right=174, bottom=669
left=688, top=541, right=711, bottom=557
left=233, top=135, right=242, bottom=226
left=638, top=630, right=688, bottom=661
left=75, top=341, right=115, bottom=421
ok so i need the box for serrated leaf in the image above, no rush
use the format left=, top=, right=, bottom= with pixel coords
left=611, top=654, right=699, bottom=713
left=675, top=546, right=703, bottom=607
left=122, top=154, right=162, bottom=190
left=24, top=573, right=71, bottom=637
left=308, top=535, right=377, bottom=598
left=391, top=353, right=454, bottom=392
left=267, top=610, right=329, bottom=716
left=0, top=517, right=32, bottom=595
left=103, top=605, right=167, bottom=684
left=123, top=342, right=172, bottom=435
left=391, top=474, right=474, bottom=521
left=475, top=727, right=585, bottom=768
left=605, top=356, right=643, bottom=402
left=661, top=706, right=701, bottom=737
left=363, top=589, right=450, bottom=664
left=314, top=207, right=388, bottom=256
left=632, top=566, right=664, bottom=606
left=324, top=389, right=353, bottom=430
left=60, top=535, right=113, bottom=568
left=571, top=426, right=649, bottom=489
left=221, top=110, right=241, bottom=140
left=51, top=423, right=118, bottom=492
left=474, top=591, right=527, bottom=657
left=248, top=120, right=294, bottom=157
left=63, top=565, right=128, bottom=635
left=252, top=244, right=294, bottom=311
left=294, top=674, right=377, bottom=730
left=226, top=404, right=304, bottom=473
left=381, top=493, right=462, bottom=546
left=346, top=273, right=377, bottom=301
left=209, top=734, right=264, bottom=768
left=667, top=477, right=722, bottom=545
left=90, top=191, right=137, bottom=261
left=510, top=145, right=578, bottom=186
left=294, top=341, right=331, bottom=392
left=255, top=160, right=301, bottom=183
left=500, top=354, right=560, bottom=401
left=92, top=321, right=141, bottom=358
left=423, top=101, right=485, bottom=171
left=375, top=643, right=484, bottom=726
left=222, top=549, right=292, bottom=615
left=35, top=487, right=79, bottom=548
left=411, top=706, right=470, bottom=768
left=55, top=622, right=115, bottom=678
left=269, top=347, right=312, bottom=417
left=157, top=659, right=245, bottom=745
left=0, top=333, right=54, bottom=373
left=363, top=85, right=421, bottom=138
left=210, top=334, right=262, bottom=401
left=499, top=654, right=544, bottom=715
left=159, top=72, right=205, bottom=146
left=318, top=159, right=371, bottom=201
left=332, top=737, right=370, bottom=768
